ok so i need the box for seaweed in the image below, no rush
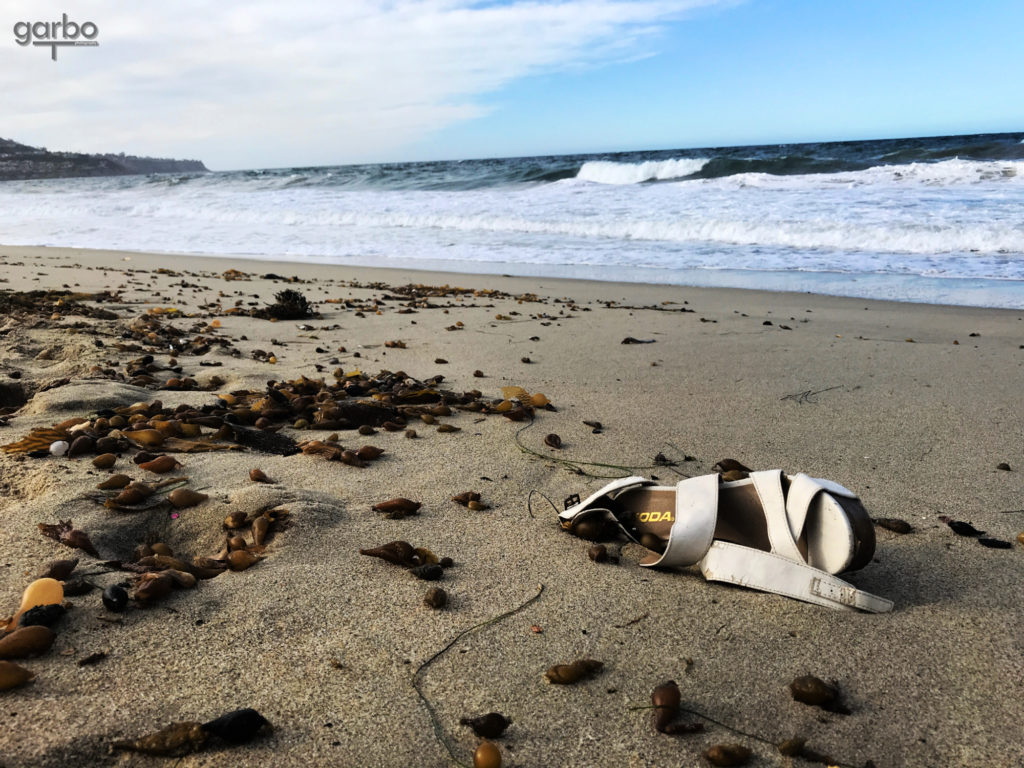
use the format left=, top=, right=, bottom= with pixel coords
left=253, top=289, right=315, bottom=320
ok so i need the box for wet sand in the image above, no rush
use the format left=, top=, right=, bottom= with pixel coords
left=1, top=244, right=1021, bottom=767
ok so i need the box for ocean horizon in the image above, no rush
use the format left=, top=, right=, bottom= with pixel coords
left=3, top=131, right=1023, bottom=308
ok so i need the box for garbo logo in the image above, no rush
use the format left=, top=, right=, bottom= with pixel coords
left=13, top=14, right=98, bottom=60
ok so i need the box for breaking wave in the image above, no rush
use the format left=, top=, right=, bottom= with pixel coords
left=576, top=157, right=709, bottom=184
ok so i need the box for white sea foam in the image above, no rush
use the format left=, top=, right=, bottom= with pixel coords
left=707, top=158, right=1024, bottom=190
left=576, top=157, right=708, bottom=184
left=1, top=156, right=1022, bottom=306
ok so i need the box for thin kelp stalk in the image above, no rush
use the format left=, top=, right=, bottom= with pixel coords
left=512, top=417, right=689, bottom=479
left=626, top=703, right=863, bottom=768
left=412, top=584, right=546, bottom=768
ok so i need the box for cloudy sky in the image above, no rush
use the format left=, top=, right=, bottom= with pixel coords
left=2, top=0, right=1022, bottom=169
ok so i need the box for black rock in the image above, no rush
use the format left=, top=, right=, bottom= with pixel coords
left=19, top=603, right=66, bottom=628
left=460, top=712, right=511, bottom=739
left=409, top=564, right=443, bottom=581
left=203, top=708, right=272, bottom=744
left=102, top=585, right=129, bottom=612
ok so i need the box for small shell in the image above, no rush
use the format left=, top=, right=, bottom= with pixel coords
left=452, top=492, right=481, bottom=506
left=224, top=511, right=248, bottom=529
left=424, top=587, right=448, bottom=609
left=544, top=433, right=562, bottom=449
left=165, top=570, right=197, bottom=589
left=97, top=474, right=131, bottom=490
left=355, top=445, right=385, bottom=461
left=437, top=424, right=460, bottom=433
left=133, top=573, right=174, bottom=602
left=49, top=440, right=70, bottom=457
left=0, top=661, right=35, bottom=690
left=109, top=485, right=152, bottom=507
left=92, top=453, right=117, bottom=469
left=651, top=680, right=681, bottom=725
left=705, top=744, right=752, bottom=766
left=39, top=558, right=78, bottom=581
left=0, top=626, right=55, bottom=659
left=151, top=542, right=173, bottom=556
left=544, top=658, right=603, bottom=685
left=359, top=541, right=417, bottom=567
left=95, top=437, right=121, bottom=453
left=168, top=488, right=208, bottom=509
left=473, top=740, right=501, bottom=768
left=340, top=450, right=367, bottom=468
left=139, top=455, right=181, bottom=474
left=228, top=550, right=260, bottom=571
left=67, top=435, right=95, bottom=458
left=249, top=468, right=274, bottom=483
left=467, top=500, right=488, bottom=511
left=125, top=429, right=165, bottom=448
left=372, top=498, right=421, bottom=518
left=251, top=516, right=270, bottom=547
left=789, top=675, right=847, bottom=713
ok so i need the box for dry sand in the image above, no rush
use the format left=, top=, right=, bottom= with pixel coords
left=0, top=244, right=1021, bottom=767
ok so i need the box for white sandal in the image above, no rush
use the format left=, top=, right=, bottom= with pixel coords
left=559, top=470, right=892, bottom=613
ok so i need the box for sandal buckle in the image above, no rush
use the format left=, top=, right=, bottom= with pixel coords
left=810, top=577, right=856, bottom=606
left=563, top=493, right=581, bottom=511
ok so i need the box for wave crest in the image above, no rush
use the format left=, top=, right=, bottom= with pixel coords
left=576, top=157, right=708, bottom=184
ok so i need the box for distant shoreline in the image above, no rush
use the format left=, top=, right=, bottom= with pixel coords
left=0, top=136, right=206, bottom=182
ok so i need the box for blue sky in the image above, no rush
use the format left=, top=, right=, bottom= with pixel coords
left=3, top=0, right=1022, bottom=168
left=428, top=0, right=1024, bottom=159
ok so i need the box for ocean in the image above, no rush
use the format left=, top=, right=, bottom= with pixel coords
left=2, top=132, right=1023, bottom=308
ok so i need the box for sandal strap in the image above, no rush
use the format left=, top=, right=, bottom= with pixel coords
left=639, top=474, right=720, bottom=568
left=785, top=473, right=858, bottom=542
left=557, top=475, right=651, bottom=525
left=751, top=470, right=861, bottom=564
left=750, top=470, right=803, bottom=562
left=700, top=541, right=893, bottom=613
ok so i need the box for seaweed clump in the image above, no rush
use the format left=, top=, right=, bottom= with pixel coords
left=254, top=289, right=315, bottom=320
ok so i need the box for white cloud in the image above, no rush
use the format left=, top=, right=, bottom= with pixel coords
left=0, top=0, right=724, bottom=168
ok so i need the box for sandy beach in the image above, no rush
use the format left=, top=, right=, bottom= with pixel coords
left=1, top=244, right=1021, bottom=767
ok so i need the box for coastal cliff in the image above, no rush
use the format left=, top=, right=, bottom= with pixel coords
left=0, top=137, right=207, bottom=181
